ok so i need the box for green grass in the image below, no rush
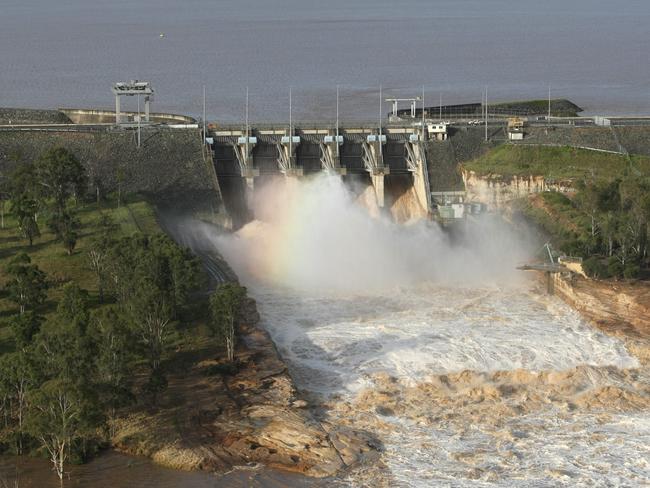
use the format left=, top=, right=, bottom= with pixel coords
left=512, top=193, right=586, bottom=250
left=463, top=145, right=650, bottom=180
left=0, top=194, right=161, bottom=353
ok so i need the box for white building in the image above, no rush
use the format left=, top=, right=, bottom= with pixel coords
left=427, top=123, right=448, bottom=141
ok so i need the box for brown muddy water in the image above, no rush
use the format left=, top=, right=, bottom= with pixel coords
left=0, top=452, right=323, bottom=487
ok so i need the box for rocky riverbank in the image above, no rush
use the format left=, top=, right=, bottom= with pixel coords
left=549, top=272, right=650, bottom=364
left=112, top=295, right=378, bottom=478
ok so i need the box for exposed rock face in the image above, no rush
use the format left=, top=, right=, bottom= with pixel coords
left=462, top=170, right=572, bottom=209
left=550, top=273, right=650, bottom=351
left=113, top=297, right=377, bottom=478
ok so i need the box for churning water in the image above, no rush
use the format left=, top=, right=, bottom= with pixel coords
left=209, top=174, right=650, bottom=486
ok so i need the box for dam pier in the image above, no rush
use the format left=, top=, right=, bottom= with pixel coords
left=210, top=123, right=433, bottom=225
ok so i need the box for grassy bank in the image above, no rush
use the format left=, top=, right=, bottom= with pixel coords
left=463, top=145, right=650, bottom=180
left=0, top=195, right=164, bottom=353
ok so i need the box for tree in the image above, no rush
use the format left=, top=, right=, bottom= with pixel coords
left=11, top=195, right=40, bottom=246
left=57, top=283, right=91, bottom=331
left=209, top=283, right=246, bottom=362
left=0, top=351, right=38, bottom=455
left=115, top=165, right=126, bottom=208
left=152, top=235, right=202, bottom=317
left=93, top=307, right=134, bottom=436
left=27, top=380, right=85, bottom=481
left=87, top=215, right=119, bottom=303
left=8, top=162, right=39, bottom=201
left=8, top=163, right=41, bottom=246
left=47, top=209, right=81, bottom=255
left=8, top=311, right=42, bottom=351
left=104, top=234, right=204, bottom=403
left=620, top=177, right=650, bottom=262
left=35, top=147, right=87, bottom=212
left=575, top=181, right=601, bottom=238
left=4, top=254, right=48, bottom=315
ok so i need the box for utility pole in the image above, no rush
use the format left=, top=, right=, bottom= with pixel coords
left=202, top=85, right=206, bottom=143
left=439, top=92, right=442, bottom=121
left=289, top=87, right=292, bottom=160
left=336, top=84, right=340, bottom=157
left=379, top=84, right=383, bottom=158
left=245, top=86, right=249, bottom=163
left=484, top=86, right=488, bottom=142
left=422, top=85, right=425, bottom=134
left=546, top=84, right=551, bottom=125
left=137, top=94, right=141, bottom=148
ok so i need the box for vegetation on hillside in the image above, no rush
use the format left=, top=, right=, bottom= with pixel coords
left=514, top=178, right=650, bottom=279
left=0, top=146, right=244, bottom=481
left=466, top=145, right=650, bottom=279
left=464, top=145, right=650, bottom=180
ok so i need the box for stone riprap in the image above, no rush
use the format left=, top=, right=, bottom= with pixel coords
left=0, top=127, right=223, bottom=215
left=0, top=108, right=72, bottom=125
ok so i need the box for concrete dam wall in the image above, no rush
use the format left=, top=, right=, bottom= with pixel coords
left=209, top=125, right=432, bottom=228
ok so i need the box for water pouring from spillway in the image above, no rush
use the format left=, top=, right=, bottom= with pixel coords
left=189, top=174, right=649, bottom=486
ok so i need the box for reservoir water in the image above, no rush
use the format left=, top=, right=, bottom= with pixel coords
left=2, top=0, right=650, bottom=120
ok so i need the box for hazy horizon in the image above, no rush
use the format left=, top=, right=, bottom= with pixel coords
left=2, top=0, right=650, bottom=121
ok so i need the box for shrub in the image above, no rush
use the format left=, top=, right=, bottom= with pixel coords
left=623, top=263, right=641, bottom=279
left=607, top=257, right=624, bottom=278
left=582, top=256, right=610, bottom=279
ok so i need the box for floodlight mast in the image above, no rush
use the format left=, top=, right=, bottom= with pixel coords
left=547, top=85, right=551, bottom=125
left=137, top=94, right=141, bottom=148
left=336, top=84, right=340, bottom=157
left=422, top=86, right=425, bottom=135
left=289, top=87, right=293, bottom=160
left=379, top=84, right=383, bottom=158
left=485, top=86, right=488, bottom=142
left=245, top=87, right=249, bottom=163
left=202, top=85, right=206, bottom=142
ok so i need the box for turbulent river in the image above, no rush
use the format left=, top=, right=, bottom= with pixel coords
left=212, top=175, right=650, bottom=486
left=4, top=175, right=648, bottom=487
left=250, top=283, right=648, bottom=486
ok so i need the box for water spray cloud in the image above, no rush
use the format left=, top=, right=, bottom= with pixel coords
left=204, top=174, right=534, bottom=292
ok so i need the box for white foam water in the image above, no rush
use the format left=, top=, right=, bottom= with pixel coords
left=253, top=284, right=637, bottom=394
left=203, top=174, right=648, bottom=486
left=249, top=282, right=648, bottom=486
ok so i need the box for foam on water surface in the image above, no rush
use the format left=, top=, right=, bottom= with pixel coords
left=203, top=175, right=648, bottom=486
left=252, top=284, right=637, bottom=394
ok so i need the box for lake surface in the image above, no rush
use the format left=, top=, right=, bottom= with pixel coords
left=1, top=0, right=650, bottom=121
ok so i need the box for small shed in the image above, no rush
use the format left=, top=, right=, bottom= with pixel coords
left=427, top=123, right=448, bottom=141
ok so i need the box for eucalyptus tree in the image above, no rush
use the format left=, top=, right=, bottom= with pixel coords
left=209, top=283, right=246, bottom=362
left=4, top=253, right=48, bottom=315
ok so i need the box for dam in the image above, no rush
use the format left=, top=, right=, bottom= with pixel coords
left=209, top=122, right=433, bottom=227
left=2, top=102, right=650, bottom=485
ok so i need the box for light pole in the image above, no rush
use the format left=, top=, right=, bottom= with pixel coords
left=289, top=87, right=293, bottom=161
left=379, top=84, right=383, bottom=158
left=485, top=86, right=488, bottom=142
left=336, top=84, right=340, bottom=157
left=202, top=85, right=206, bottom=143
left=245, top=86, right=249, bottom=164
left=137, top=94, right=141, bottom=148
